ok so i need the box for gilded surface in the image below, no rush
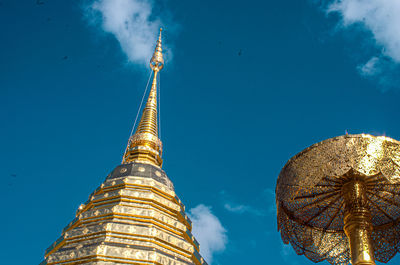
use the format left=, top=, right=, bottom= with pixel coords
left=122, top=28, right=165, bottom=167
left=276, top=134, right=400, bottom=265
left=41, top=163, right=205, bottom=265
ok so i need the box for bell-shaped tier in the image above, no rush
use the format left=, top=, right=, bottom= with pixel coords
left=41, top=163, right=207, bottom=265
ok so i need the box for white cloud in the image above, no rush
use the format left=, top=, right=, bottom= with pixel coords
left=220, top=190, right=266, bottom=217
left=87, top=0, right=161, bottom=66
left=328, top=0, right=400, bottom=62
left=223, top=202, right=265, bottom=216
left=358, top=56, right=380, bottom=76
left=356, top=55, right=400, bottom=90
left=321, top=0, right=400, bottom=89
left=188, top=205, right=228, bottom=264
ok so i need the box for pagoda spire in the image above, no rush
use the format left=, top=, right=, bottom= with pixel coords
left=122, top=28, right=164, bottom=167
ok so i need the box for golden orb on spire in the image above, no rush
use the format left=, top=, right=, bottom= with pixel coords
left=150, top=28, right=164, bottom=71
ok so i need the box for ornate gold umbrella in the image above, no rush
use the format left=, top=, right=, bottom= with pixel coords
left=276, top=134, right=400, bottom=265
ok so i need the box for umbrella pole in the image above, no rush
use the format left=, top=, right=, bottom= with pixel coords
left=342, top=180, right=375, bottom=265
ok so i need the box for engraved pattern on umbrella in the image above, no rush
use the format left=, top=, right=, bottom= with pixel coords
left=276, top=134, right=400, bottom=264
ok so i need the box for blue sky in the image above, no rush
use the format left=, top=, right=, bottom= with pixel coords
left=1, top=0, right=400, bottom=264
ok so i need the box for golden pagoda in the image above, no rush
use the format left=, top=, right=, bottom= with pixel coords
left=40, top=29, right=207, bottom=265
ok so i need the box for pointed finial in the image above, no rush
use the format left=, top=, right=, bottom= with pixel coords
left=122, top=29, right=165, bottom=167
left=150, top=28, right=164, bottom=71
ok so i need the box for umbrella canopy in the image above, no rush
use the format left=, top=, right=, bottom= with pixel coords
left=276, top=134, right=400, bottom=264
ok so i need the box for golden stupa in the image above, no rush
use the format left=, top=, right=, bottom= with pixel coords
left=276, top=134, right=400, bottom=265
left=40, top=29, right=207, bottom=265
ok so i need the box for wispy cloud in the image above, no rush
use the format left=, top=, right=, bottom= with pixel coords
left=358, top=56, right=381, bottom=76
left=223, top=202, right=266, bottom=216
left=357, top=56, right=400, bottom=90
left=280, top=242, right=300, bottom=265
left=319, top=0, right=400, bottom=90
left=327, top=0, right=400, bottom=62
left=85, top=0, right=167, bottom=66
left=188, top=204, right=228, bottom=264
left=263, top=188, right=277, bottom=215
left=220, top=189, right=273, bottom=217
